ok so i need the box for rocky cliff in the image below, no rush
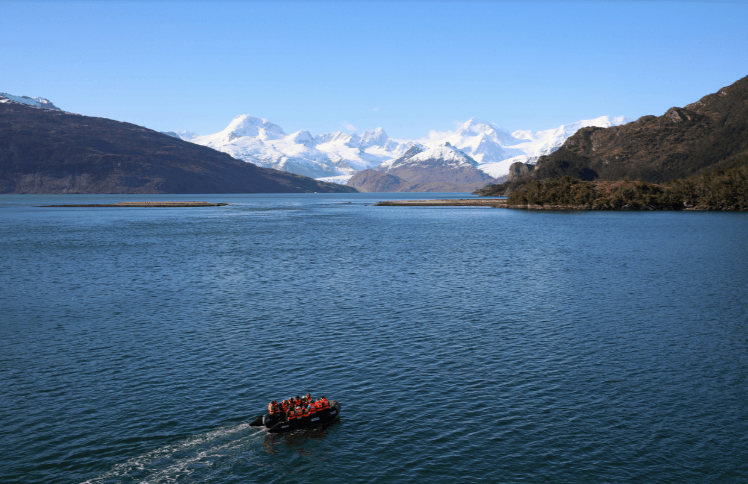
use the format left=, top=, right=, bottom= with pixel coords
left=507, top=162, right=534, bottom=181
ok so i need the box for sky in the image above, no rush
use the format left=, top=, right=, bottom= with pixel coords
left=2, top=1, right=747, bottom=139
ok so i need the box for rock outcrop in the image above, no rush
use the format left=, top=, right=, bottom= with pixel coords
left=507, top=162, right=534, bottom=181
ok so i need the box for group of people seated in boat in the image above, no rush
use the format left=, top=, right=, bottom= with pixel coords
left=267, top=393, right=330, bottom=422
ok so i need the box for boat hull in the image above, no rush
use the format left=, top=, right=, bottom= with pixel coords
left=249, top=401, right=341, bottom=433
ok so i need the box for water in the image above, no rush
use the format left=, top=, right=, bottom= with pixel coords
left=1, top=193, right=747, bottom=483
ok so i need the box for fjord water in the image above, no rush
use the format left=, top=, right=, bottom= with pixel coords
left=1, top=193, right=747, bottom=484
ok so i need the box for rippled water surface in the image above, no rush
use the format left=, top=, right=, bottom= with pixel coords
left=2, top=193, right=748, bottom=483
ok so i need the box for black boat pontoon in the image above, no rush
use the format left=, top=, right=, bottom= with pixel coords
left=250, top=400, right=341, bottom=433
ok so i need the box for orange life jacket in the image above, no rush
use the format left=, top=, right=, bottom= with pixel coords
left=295, top=398, right=302, bottom=407
left=288, top=410, right=296, bottom=420
left=321, top=399, right=329, bottom=410
left=302, top=407, right=309, bottom=417
left=282, top=401, right=288, bottom=412
left=268, top=403, right=277, bottom=414
left=309, top=405, right=317, bottom=415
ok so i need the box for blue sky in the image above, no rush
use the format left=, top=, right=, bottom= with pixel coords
left=2, top=1, right=747, bottom=139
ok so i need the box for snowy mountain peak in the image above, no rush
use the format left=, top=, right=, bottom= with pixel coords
left=289, top=130, right=315, bottom=146
left=175, top=130, right=199, bottom=141
left=221, top=114, right=285, bottom=141
left=459, top=117, right=495, bottom=131
left=458, top=117, right=512, bottom=137
left=314, top=131, right=361, bottom=147
left=381, top=143, right=477, bottom=171
left=360, top=127, right=388, bottom=147
left=410, top=144, right=477, bottom=166
left=424, top=117, right=523, bottom=150
left=0, top=92, right=61, bottom=110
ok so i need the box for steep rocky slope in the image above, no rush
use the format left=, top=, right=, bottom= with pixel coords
left=477, top=75, right=748, bottom=196
left=0, top=98, right=356, bottom=194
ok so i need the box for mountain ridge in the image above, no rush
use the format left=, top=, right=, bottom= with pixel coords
left=0, top=96, right=356, bottom=194
left=177, top=114, right=631, bottom=180
left=476, top=75, right=748, bottom=196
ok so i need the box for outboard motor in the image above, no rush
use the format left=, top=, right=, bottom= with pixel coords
left=263, top=414, right=283, bottom=428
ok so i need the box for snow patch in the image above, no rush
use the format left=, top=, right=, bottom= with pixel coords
left=0, top=92, right=61, bottom=110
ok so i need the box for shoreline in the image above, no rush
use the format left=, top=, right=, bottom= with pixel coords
left=375, top=199, right=737, bottom=211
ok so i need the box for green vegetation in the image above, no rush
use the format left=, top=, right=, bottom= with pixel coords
left=507, top=155, right=748, bottom=211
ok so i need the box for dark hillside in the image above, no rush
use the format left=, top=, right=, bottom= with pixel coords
left=477, top=75, right=748, bottom=196
left=535, top=75, right=748, bottom=183
left=0, top=100, right=356, bottom=194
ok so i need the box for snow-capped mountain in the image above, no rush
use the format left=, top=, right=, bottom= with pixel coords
left=379, top=143, right=478, bottom=171
left=413, top=115, right=633, bottom=179
left=177, top=114, right=633, bottom=180
left=371, top=142, right=498, bottom=192
left=0, top=92, right=61, bottom=110
left=178, top=115, right=415, bottom=178
left=420, top=118, right=525, bottom=162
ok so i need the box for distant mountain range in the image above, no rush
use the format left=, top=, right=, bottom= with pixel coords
left=0, top=94, right=355, bottom=194
left=177, top=116, right=417, bottom=179
left=176, top=115, right=632, bottom=189
left=477, top=74, right=748, bottom=196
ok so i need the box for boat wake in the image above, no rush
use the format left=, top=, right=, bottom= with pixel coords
left=82, top=422, right=265, bottom=484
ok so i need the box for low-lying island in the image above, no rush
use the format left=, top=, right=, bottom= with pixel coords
left=41, top=201, right=228, bottom=207
left=376, top=199, right=508, bottom=207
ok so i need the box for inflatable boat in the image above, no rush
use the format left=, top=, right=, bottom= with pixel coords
left=250, top=400, right=341, bottom=433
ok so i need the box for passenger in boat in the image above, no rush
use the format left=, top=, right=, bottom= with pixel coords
left=268, top=400, right=278, bottom=415
left=302, top=406, right=310, bottom=420
left=308, top=402, right=317, bottom=418
left=320, top=397, right=329, bottom=410
left=294, top=396, right=302, bottom=407
left=304, top=393, right=312, bottom=404
left=287, top=408, right=297, bottom=422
